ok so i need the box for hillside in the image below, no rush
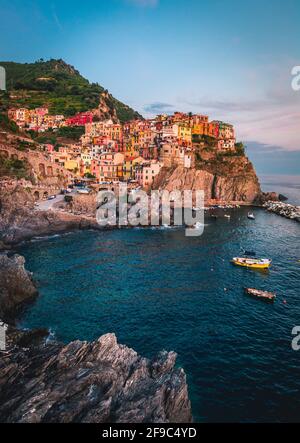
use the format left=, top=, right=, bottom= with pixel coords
left=0, top=59, right=142, bottom=122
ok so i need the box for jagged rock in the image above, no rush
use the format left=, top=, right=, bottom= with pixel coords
left=5, top=323, right=49, bottom=348
left=263, top=201, right=300, bottom=222
left=0, top=333, right=192, bottom=423
left=260, top=192, right=280, bottom=203
left=0, top=253, right=38, bottom=322
left=279, top=194, right=288, bottom=201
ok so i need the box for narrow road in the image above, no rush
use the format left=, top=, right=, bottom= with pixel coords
left=35, top=194, right=65, bottom=211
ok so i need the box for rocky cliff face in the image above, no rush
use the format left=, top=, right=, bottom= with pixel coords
left=0, top=253, right=38, bottom=322
left=0, top=333, right=192, bottom=423
left=154, top=155, right=262, bottom=204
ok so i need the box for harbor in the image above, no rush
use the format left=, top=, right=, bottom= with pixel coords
left=16, top=205, right=300, bottom=422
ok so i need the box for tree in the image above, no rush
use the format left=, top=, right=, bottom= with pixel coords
left=235, top=142, right=245, bottom=155
left=84, top=172, right=96, bottom=179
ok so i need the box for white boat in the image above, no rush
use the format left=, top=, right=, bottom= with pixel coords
left=224, top=214, right=231, bottom=219
left=190, top=222, right=204, bottom=230
left=248, top=212, right=255, bottom=220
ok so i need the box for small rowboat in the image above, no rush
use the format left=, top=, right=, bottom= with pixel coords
left=248, top=212, right=255, bottom=220
left=244, top=288, right=276, bottom=302
left=232, top=257, right=272, bottom=269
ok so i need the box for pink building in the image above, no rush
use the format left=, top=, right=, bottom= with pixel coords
left=66, top=112, right=93, bottom=126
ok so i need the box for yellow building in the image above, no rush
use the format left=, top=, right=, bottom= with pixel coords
left=123, top=154, right=143, bottom=181
left=65, top=159, right=80, bottom=175
left=178, top=124, right=192, bottom=143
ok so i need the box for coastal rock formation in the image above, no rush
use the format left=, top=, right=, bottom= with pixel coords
left=0, top=333, right=192, bottom=423
left=263, top=201, right=300, bottom=222
left=0, top=253, right=38, bottom=321
left=0, top=182, right=98, bottom=245
left=154, top=155, right=262, bottom=204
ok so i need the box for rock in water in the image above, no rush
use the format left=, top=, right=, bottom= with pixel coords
left=0, top=333, right=192, bottom=423
left=0, top=253, right=38, bottom=322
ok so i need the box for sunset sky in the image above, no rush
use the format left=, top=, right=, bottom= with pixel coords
left=1, top=0, right=299, bottom=173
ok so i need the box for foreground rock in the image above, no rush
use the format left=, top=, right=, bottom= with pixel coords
left=263, top=201, right=300, bottom=222
left=0, top=333, right=192, bottom=423
left=0, top=254, right=192, bottom=423
left=0, top=253, right=38, bottom=322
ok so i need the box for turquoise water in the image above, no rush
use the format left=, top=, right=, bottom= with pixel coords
left=17, top=207, right=300, bottom=422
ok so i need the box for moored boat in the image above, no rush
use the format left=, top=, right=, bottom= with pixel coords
left=244, top=288, right=276, bottom=302
left=248, top=212, right=255, bottom=220
left=232, top=257, right=271, bottom=269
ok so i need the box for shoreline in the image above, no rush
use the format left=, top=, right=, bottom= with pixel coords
left=0, top=200, right=264, bottom=251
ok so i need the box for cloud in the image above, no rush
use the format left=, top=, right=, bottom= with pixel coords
left=246, top=141, right=300, bottom=175
left=51, top=3, right=63, bottom=31
left=144, top=102, right=174, bottom=114
left=245, top=141, right=284, bottom=153
left=127, top=0, right=158, bottom=7
left=178, top=67, right=300, bottom=151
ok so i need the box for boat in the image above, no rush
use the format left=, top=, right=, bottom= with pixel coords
left=241, top=248, right=256, bottom=256
left=224, top=214, right=231, bottom=219
left=244, top=288, right=276, bottom=302
left=248, top=212, right=255, bottom=220
left=192, top=221, right=204, bottom=229
left=232, top=257, right=272, bottom=269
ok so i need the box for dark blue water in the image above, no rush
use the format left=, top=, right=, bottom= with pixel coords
left=17, top=207, right=300, bottom=422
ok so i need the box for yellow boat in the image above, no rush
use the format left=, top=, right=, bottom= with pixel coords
left=232, top=257, right=272, bottom=269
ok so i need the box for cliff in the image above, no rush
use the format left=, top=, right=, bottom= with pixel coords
left=0, top=333, right=192, bottom=423
left=154, top=154, right=262, bottom=204
left=0, top=253, right=38, bottom=322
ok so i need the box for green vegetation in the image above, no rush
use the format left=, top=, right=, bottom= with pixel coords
left=28, top=125, right=85, bottom=146
left=64, top=195, right=73, bottom=203
left=0, top=59, right=142, bottom=122
left=84, top=172, right=96, bottom=179
left=0, top=155, right=31, bottom=179
left=235, top=142, right=245, bottom=156
left=56, top=125, right=85, bottom=140
left=0, top=112, right=19, bottom=133
left=192, top=134, right=217, bottom=147
left=16, top=139, right=36, bottom=151
left=195, top=151, right=203, bottom=165
left=0, top=92, right=19, bottom=132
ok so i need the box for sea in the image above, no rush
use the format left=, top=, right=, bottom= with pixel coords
left=259, top=174, right=300, bottom=205
left=16, top=175, right=300, bottom=422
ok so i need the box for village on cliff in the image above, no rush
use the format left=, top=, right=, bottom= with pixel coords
left=7, top=107, right=238, bottom=189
